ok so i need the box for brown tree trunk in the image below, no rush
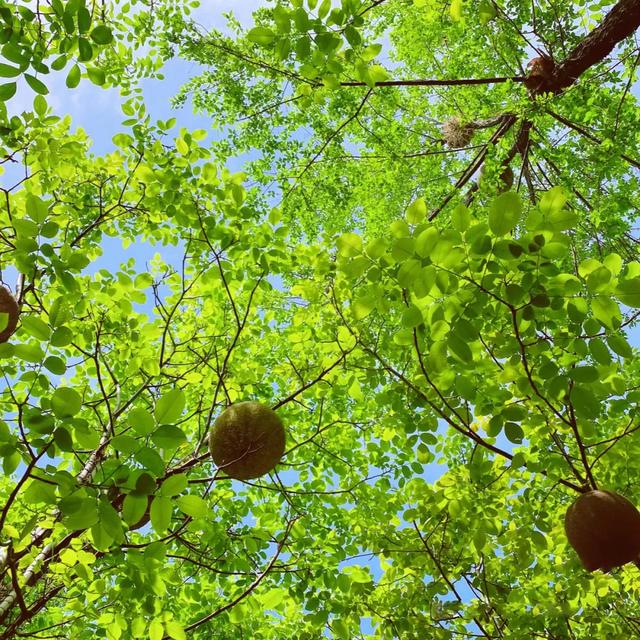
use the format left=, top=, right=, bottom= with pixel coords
left=548, top=0, right=640, bottom=92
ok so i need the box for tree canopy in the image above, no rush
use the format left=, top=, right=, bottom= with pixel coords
left=1, top=0, right=640, bottom=638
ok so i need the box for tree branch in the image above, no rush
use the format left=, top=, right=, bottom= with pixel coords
left=547, top=0, right=640, bottom=92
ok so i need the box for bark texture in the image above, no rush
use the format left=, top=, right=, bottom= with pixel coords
left=546, top=0, right=640, bottom=92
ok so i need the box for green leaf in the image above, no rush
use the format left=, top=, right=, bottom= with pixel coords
left=134, top=447, right=165, bottom=476
left=111, top=435, right=139, bottom=454
left=51, top=55, right=68, bottom=71
left=176, top=495, right=208, bottom=518
left=247, top=27, right=277, bottom=46
left=128, top=407, right=156, bottom=435
left=478, top=0, right=496, bottom=23
left=2, top=44, right=29, bottom=66
left=396, top=259, right=420, bottom=288
left=149, top=619, right=164, bottom=640
left=134, top=472, right=157, bottom=495
left=592, top=296, right=621, bottom=329
left=77, top=37, right=93, bottom=61
left=86, top=66, right=105, bottom=85
left=63, top=500, right=98, bottom=530
left=337, top=233, right=362, bottom=257
left=607, top=335, right=633, bottom=359
left=406, top=197, right=426, bottom=224
left=568, top=366, right=599, bottom=383
left=122, top=494, right=148, bottom=527
left=415, top=227, right=439, bottom=258
left=451, top=203, right=470, bottom=232
left=77, top=6, right=91, bottom=32
left=99, top=500, right=124, bottom=543
left=90, top=523, right=113, bottom=551
left=352, top=295, right=376, bottom=320
left=332, top=618, right=350, bottom=640
left=51, top=326, right=73, bottom=347
left=616, top=279, right=640, bottom=307
left=51, top=387, right=82, bottom=418
left=14, top=344, right=45, bottom=363
left=20, top=316, right=50, bottom=341
left=447, top=333, right=472, bottom=363
left=160, top=474, right=188, bottom=497
left=545, top=208, right=578, bottom=232
left=0, top=82, right=17, bottom=100
left=504, top=422, right=524, bottom=444
left=589, top=338, right=612, bottom=365
left=151, top=424, right=187, bottom=450
left=154, top=388, right=185, bottom=424
left=44, top=356, right=66, bottom=375
left=539, top=186, right=568, bottom=215
left=449, top=0, right=463, bottom=21
left=150, top=496, right=172, bottom=533
left=165, top=621, right=186, bottom=640
left=25, top=411, right=55, bottom=434
left=24, top=479, right=57, bottom=504
left=586, top=266, right=611, bottom=293
left=367, top=64, right=389, bottom=86
left=176, top=137, right=189, bottom=155
left=25, top=193, right=49, bottom=222
left=261, top=588, right=286, bottom=609
left=402, top=304, right=423, bottom=328
left=54, top=426, right=73, bottom=451
left=24, top=73, right=48, bottom=95
left=570, top=385, right=601, bottom=419
left=90, top=25, right=114, bottom=44
left=66, top=64, right=81, bottom=88
left=489, top=192, right=521, bottom=236
left=0, top=63, right=21, bottom=77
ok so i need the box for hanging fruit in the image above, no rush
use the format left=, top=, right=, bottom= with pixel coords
left=564, top=490, right=640, bottom=572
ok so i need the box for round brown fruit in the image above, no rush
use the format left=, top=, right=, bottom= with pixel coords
left=208, top=401, right=285, bottom=480
left=0, top=286, right=19, bottom=343
left=564, top=490, right=640, bottom=572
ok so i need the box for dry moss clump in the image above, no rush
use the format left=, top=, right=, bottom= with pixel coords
left=442, top=117, right=474, bottom=148
left=209, top=401, right=285, bottom=480
left=564, top=490, right=640, bottom=572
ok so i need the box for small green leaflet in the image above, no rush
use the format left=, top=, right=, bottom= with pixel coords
left=337, top=233, right=362, bottom=257
left=90, top=25, right=114, bottom=45
left=406, top=197, right=426, bottom=224
left=24, top=73, right=48, bottom=95
left=128, top=407, right=155, bottom=435
left=539, top=186, right=568, bottom=215
left=450, top=0, right=463, bottom=21
left=51, top=387, right=82, bottom=418
left=66, top=64, right=81, bottom=88
left=165, top=620, right=186, bottom=640
left=151, top=425, right=187, bottom=449
left=149, top=619, right=164, bottom=640
left=21, top=316, right=50, bottom=340
left=247, top=27, right=277, bottom=46
left=489, top=192, right=521, bottom=236
left=176, top=495, right=209, bottom=518
left=616, top=279, right=640, bottom=307
left=160, top=473, right=188, bottom=497
left=154, top=388, right=185, bottom=424
left=150, top=496, right=172, bottom=532
left=122, top=494, right=147, bottom=527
